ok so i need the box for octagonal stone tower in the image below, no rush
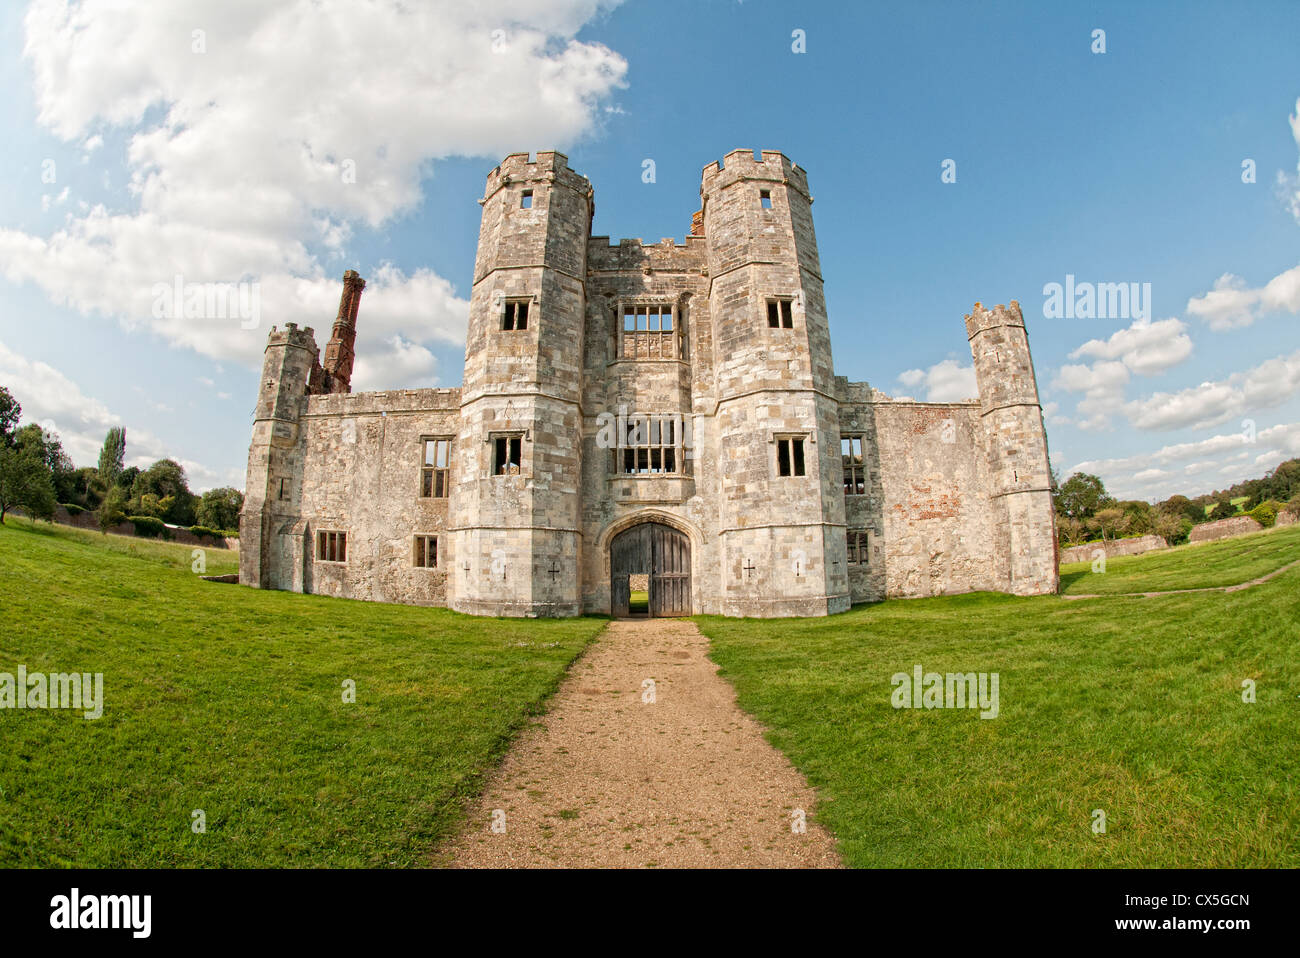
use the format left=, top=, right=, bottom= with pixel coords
left=449, top=151, right=593, bottom=616
left=701, top=150, right=850, bottom=616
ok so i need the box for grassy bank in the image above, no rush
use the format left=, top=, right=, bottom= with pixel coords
left=0, top=519, right=605, bottom=867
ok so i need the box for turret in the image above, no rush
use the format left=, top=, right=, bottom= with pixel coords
left=966, top=301, right=1059, bottom=594
left=449, top=151, right=593, bottom=616
left=699, top=150, right=848, bottom=616
left=239, top=323, right=318, bottom=589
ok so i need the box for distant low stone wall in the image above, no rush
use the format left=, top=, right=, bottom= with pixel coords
left=50, top=506, right=237, bottom=550
left=1060, top=534, right=1168, bottom=565
left=1188, top=515, right=1263, bottom=543
left=1276, top=510, right=1298, bottom=528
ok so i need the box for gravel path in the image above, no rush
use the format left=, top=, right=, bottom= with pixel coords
left=439, top=618, right=841, bottom=868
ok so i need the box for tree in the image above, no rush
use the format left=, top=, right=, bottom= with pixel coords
left=1092, top=506, right=1126, bottom=540
left=1153, top=511, right=1192, bottom=545
left=0, top=386, right=19, bottom=447
left=130, top=459, right=197, bottom=525
left=98, top=427, right=126, bottom=486
left=196, top=487, right=244, bottom=530
left=1056, top=473, right=1112, bottom=519
left=70, top=466, right=106, bottom=509
left=0, top=446, right=56, bottom=523
left=13, top=424, right=75, bottom=503
left=98, top=485, right=128, bottom=533
left=1206, top=500, right=1235, bottom=521
left=1156, top=494, right=1201, bottom=524
left=116, top=465, right=140, bottom=490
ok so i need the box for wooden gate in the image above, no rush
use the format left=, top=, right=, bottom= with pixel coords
left=609, top=522, right=691, bottom=617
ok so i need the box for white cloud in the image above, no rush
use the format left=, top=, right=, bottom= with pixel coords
left=894, top=359, right=977, bottom=402
left=1054, top=318, right=1196, bottom=430
left=1068, top=317, right=1193, bottom=376
left=0, top=339, right=235, bottom=490
left=1069, top=421, right=1300, bottom=501
left=1280, top=96, right=1300, bottom=224
left=1124, top=349, right=1300, bottom=431
left=1051, top=359, right=1130, bottom=431
left=1185, top=267, right=1300, bottom=330
left=1, top=0, right=627, bottom=385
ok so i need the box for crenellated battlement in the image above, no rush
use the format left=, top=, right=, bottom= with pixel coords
left=587, top=235, right=708, bottom=272
left=265, top=323, right=319, bottom=352
left=964, top=300, right=1025, bottom=340
left=700, top=149, right=811, bottom=201
left=482, top=150, right=591, bottom=203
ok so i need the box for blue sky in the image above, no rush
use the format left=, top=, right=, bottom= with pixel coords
left=1, top=0, right=1299, bottom=500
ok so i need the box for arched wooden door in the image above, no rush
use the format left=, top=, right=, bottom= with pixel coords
left=610, top=522, right=691, bottom=617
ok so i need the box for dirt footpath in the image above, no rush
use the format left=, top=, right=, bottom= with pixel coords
left=439, top=618, right=841, bottom=868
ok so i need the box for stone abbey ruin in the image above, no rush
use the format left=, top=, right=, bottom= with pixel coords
left=239, top=149, right=1058, bottom=617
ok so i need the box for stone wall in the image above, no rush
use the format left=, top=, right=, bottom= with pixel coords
left=47, top=505, right=237, bottom=549
left=1059, top=534, right=1167, bottom=565
left=1188, top=515, right=1264, bottom=543
left=294, top=388, right=461, bottom=605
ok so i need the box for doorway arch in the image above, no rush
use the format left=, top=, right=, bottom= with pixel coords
left=610, top=522, right=691, bottom=617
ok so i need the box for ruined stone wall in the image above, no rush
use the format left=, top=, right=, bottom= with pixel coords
left=294, top=388, right=461, bottom=605
left=1059, top=534, right=1167, bottom=564
left=838, top=381, right=1000, bottom=602
left=1188, top=515, right=1264, bottom=543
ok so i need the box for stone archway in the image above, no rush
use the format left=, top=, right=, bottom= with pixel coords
left=609, top=522, right=691, bottom=617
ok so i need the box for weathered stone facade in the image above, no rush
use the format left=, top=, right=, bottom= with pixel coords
left=239, top=149, right=1059, bottom=617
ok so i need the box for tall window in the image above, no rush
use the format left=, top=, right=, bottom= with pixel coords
left=493, top=434, right=523, bottom=475
left=520, top=189, right=533, bottom=209
left=421, top=438, right=451, bottom=498
left=767, top=297, right=794, bottom=329
left=842, top=435, right=866, bottom=496
left=414, top=535, right=439, bottom=568
left=503, top=299, right=529, bottom=331
left=316, top=530, right=346, bottom=563
left=760, top=189, right=772, bottom=209
left=847, top=530, right=870, bottom=565
left=775, top=436, right=806, bottom=477
left=617, top=415, right=685, bottom=475
left=620, top=304, right=677, bottom=360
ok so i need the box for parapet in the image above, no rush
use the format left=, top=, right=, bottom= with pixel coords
left=305, top=386, right=463, bottom=416
left=266, top=323, right=320, bottom=352
left=964, top=300, right=1025, bottom=340
left=482, top=150, right=591, bottom=203
left=700, top=149, right=811, bottom=202
left=587, top=235, right=708, bottom=272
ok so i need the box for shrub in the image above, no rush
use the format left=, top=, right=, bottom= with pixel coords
left=1248, top=501, right=1279, bottom=528
left=127, top=515, right=169, bottom=539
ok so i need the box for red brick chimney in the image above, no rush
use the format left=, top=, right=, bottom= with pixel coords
left=322, top=269, right=365, bottom=393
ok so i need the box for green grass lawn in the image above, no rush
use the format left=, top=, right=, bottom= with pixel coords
left=697, top=527, right=1300, bottom=867
left=0, top=519, right=606, bottom=867
left=1060, top=523, right=1300, bottom=595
